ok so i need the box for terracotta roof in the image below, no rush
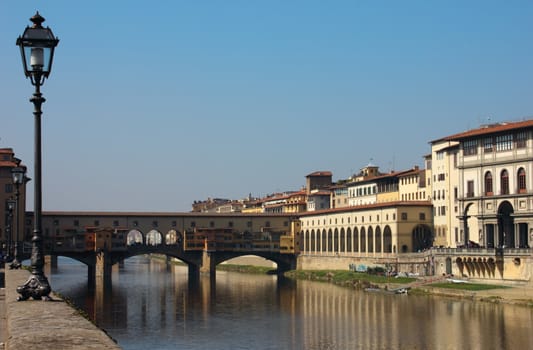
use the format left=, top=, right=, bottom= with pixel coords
left=432, top=119, right=533, bottom=143
left=0, top=161, right=17, bottom=167
left=306, top=171, right=332, bottom=177
left=308, top=191, right=331, bottom=196
left=0, top=148, right=14, bottom=154
left=397, top=168, right=423, bottom=178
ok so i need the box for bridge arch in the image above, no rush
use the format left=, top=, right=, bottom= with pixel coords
left=213, top=252, right=294, bottom=273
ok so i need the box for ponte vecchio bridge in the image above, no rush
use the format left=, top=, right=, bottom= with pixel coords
left=20, top=211, right=300, bottom=285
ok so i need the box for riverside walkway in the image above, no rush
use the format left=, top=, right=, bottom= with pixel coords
left=0, top=267, right=120, bottom=350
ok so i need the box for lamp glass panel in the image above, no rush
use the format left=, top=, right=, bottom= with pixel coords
left=23, top=46, right=52, bottom=73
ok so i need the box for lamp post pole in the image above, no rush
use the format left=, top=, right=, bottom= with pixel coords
left=6, top=200, right=15, bottom=262
left=16, top=12, right=59, bottom=301
left=10, top=166, right=25, bottom=270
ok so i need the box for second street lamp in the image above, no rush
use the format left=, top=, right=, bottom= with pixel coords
left=6, top=200, right=16, bottom=262
left=10, top=166, right=26, bottom=270
left=16, top=11, right=59, bottom=301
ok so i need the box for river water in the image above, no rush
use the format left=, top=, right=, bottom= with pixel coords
left=48, top=256, right=532, bottom=350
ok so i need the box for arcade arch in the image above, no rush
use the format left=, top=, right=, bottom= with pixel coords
left=412, top=224, right=433, bottom=252
left=127, top=229, right=143, bottom=245
left=146, top=229, right=163, bottom=246
left=497, top=201, right=514, bottom=248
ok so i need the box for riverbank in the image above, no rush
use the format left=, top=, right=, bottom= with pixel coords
left=284, top=269, right=533, bottom=307
left=147, top=255, right=533, bottom=307
left=1, top=268, right=121, bottom=350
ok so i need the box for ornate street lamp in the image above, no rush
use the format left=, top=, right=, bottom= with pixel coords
left=10, top=166, right=26, bottom=270
left=16, top=12, right=59, bottom=301
left=6, top=199, right=16, bottom=262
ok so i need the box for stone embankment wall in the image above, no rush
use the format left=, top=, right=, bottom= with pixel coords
left=3, top=269, right=121, bottom=350
left=298, top=253, right=431, bottom=275
left=298, top=250, right=533, bottom=283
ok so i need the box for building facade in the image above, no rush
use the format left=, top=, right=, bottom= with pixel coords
left=300, top=202, right=433, bottom=256
left=0, top=148, right=28, bottom=254
left=431, top=120, right=533, bottom=249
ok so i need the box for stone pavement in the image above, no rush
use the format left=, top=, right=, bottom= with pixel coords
left=1, top=268, right=6, bottom=350
left=2, top=268, right=121, bottom=350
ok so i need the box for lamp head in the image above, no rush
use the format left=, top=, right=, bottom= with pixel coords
left=16, top=11, right=59, bottom=85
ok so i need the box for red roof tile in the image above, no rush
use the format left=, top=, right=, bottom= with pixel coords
left=433, top=119, right=533, bottom=142
left=306, top=171, right=332, bottom=177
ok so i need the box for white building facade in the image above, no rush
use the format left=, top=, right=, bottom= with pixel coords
left=432, top=120, right=533, bottom=249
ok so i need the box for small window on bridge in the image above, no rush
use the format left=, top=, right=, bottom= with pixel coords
left=133, top=221, right=138, bottom=227
left=94, top=220, right=100, bottom=226
left=113, top=221, right=119, bottom=227
left=153, top=221, right=158, bottom=227
left=172, top=221, right=177, bottom=227
left=247, top=221, right=252, bottom=228
left=228, top=221, right=233, bottom=228
left=210, top=221, right=215, bottom=228
left=53, top=219, right=59, bottom=226
left=191, top=221, right=196, bottom=228
left=265, top=221, right=271, bottom=228
left=74, top=220, right=79, bottom=227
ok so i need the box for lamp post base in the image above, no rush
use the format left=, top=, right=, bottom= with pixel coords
left=16, top=273, right=52, bottom=301
left=9, top=260, right=22, bottom=269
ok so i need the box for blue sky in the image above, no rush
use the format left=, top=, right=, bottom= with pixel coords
left=2, top=1, right=533, bottom=212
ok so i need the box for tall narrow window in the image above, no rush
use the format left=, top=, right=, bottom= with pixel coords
left=484, top=137, right=493, bottom=153
left=484, top=171, right=493, bottom=195
left=516, top=131, right=527, bottom=148
left=518, top=168, right=526, bottom=193
left=467, top=180, right=475, bottom=198
left=463, top=140, right=477, bottom=156
left=496, top=134, right=513, bottom=151
left=501, top=170, right=509, bottom=195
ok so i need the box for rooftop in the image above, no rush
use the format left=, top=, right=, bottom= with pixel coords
left=432, top=119, right=533, bottom=143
